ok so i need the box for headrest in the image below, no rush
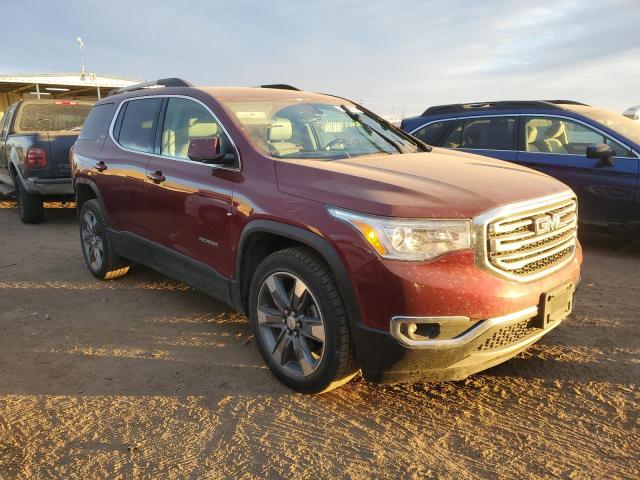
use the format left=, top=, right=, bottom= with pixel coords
left=269, top=118, right=293, bottom=142
left=545, top=121, right=565, bottom=138
left=189, top=122, right=218, bottom=137
left=526, top=125, right=538, bottom=143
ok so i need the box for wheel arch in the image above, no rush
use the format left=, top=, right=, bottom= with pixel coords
left=74, top=177, right=108, bottom=221
left=232, top=220, right=363, bottom=329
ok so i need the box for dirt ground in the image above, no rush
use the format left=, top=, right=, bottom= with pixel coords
left=0, top=200, right=638, bottom=480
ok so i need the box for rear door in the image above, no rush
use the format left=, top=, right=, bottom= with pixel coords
left=144, top=96, right=237, bottom=278
left=437, top=115, right=519, bottom=162
left=516, top=115, right=638, bottom=225
left=98, top=97, right=163, bottom=236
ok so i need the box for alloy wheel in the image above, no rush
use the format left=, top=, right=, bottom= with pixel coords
left=256, top=272, right=326, bottom=378
left=81, top=210, right=104, bottom=271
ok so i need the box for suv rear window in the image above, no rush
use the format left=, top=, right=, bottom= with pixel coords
left=15, top=102, right=92, bottom=133
left=115, top=98, right=162, bottom=153
left=79, top=103, right=116, bottom=140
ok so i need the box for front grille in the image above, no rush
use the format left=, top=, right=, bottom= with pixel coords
left=477, top=319, right=538, bottom=351
left=485, top=196, right=577, bottom=280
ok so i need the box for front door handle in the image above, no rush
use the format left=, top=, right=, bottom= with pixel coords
left=93, top=161, right=107, bottom=172
left=147, top=171, right=166, bottom=184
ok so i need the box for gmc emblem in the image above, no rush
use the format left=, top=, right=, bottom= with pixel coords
left=532, top=213, right=562, bottom=234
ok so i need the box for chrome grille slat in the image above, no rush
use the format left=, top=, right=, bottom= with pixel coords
left=481, top=194, right=578, bottom=280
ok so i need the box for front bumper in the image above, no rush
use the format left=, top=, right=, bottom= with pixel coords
left=356, top=302, right=570, bottom=384
left=24, top=177, right=74, bottom=196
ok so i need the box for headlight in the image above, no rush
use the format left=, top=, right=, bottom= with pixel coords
left=328, top=207, right=471, bottom=261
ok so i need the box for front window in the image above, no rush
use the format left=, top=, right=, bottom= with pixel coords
left=220, top=98, right=422, bottom=160
left=524, top=116, right=632, bottom=157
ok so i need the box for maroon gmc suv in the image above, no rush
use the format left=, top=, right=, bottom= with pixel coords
left=71, top=79, right=582, bottom=393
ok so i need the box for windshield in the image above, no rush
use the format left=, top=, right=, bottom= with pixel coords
left=16, top=102, right=92, bottom=133
left=571, top=106, right=640, bottom=146
left=222, top=98, right=421, bottom=159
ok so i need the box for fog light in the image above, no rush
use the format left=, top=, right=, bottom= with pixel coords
left=406, top=322, right=417, bottom=339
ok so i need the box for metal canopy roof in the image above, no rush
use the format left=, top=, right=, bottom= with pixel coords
left=0, top=73, right=141, bottom=96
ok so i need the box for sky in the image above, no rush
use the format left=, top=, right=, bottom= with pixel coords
left=1, top=0, right=639, bottom=118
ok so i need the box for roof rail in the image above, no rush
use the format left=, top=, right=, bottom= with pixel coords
left=260, top=84, right=301, bottom=91
left=108, top=78, right=193, bottom=96
left=421, top=100, right=588, bottom=116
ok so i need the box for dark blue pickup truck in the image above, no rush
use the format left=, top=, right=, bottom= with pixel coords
left=401, top=100, right=640, bottom=240
left=0, top=99, right=93, bottom=222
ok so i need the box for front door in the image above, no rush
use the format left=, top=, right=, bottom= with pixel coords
left=517, top=116, right=639, bottom=225
left=144, top=96, right=237, bottom=279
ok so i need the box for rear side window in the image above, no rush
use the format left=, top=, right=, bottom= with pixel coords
left=412, top=120, right=454, bottom=145
left=79, top=103, right=116, bottom=140
left=459, top=117, right=518, bottom=150
left=116, top=98, right=163, bottom=153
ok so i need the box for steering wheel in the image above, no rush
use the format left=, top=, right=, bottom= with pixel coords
left=324, top=138, right=351, bottom=151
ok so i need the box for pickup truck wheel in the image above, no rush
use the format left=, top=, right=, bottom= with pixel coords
left=249, top=247, right=358, bottom=393
left=79, top=199, right=130, bottom=280
left=15, top=180, right=44, bottom=224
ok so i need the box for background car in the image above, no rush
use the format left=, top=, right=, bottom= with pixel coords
left=401, top=100, right=640, bottom=239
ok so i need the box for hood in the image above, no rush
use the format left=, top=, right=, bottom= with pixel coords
left=275, top=148, right=571, bottom=218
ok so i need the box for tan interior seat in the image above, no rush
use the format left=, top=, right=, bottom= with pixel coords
left=268, top=118, right=300, bottom=156
left=543, top=121, right=568, bottom=153
left=526, top=125, right=539, bottom=152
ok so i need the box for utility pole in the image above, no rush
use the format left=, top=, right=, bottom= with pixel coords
left=76, top=37, right=86, bottom=78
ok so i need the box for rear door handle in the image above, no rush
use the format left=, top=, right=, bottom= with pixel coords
left=93, top=161, right=107, bottom=172
left=146, top=171, right=166, bottom=184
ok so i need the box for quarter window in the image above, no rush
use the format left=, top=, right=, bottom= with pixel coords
left=160, top=97, right=232, bottom=161
left=116, top=98, right=162, bottom=153
left=79, top=103, right=115, bottom=140
left=412, top=120, right=453, bottom=145
left=524, top=117, right=632, bottom=157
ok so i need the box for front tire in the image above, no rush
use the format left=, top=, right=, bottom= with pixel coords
left=249, top=247, right=358, bottom=393
left=15, top=179, right=44, bottom=224
left=79, top=199, right=130, bottom=280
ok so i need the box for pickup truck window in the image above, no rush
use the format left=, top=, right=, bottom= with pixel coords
left=79, top=103, right=116, bottom=140
left=116, top=98, right=162, bottom=154
left=15, top=102, right=92, bottom=133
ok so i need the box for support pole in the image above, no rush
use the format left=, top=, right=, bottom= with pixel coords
left=35, top=84, right=41, bottom=99
left=97, top=86, right=101, bottom=100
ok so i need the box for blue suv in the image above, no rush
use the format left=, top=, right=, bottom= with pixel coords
left=401, top=101, right=640, bottom=239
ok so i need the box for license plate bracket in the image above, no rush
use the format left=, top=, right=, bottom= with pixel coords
left=535, top=282, right=575, bottom=329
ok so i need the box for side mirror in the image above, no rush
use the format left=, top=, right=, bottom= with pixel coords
left=187, top=136, right=235, bottom=165
left=586, top=143, right=615, bottom=166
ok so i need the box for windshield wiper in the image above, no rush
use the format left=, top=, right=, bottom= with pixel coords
left=339, top=105, right=402, bottom=153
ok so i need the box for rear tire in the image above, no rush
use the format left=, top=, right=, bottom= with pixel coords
left=249, top=247, right=358, bottom=393
left=79, top=199, right=130, bottom=280
left=15, top=179, right=44, bottom=224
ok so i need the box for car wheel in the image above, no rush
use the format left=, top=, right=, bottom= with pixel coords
left=15, top=179, right=44, bottom=224
left=79, top=199, right=130, bottom=280
left=249, top=247, right=358, bottom=393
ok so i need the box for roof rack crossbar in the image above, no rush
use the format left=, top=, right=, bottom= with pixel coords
left=421, top=99, right=589, bottom=116
left=108, top=78, right=193, bottom=96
